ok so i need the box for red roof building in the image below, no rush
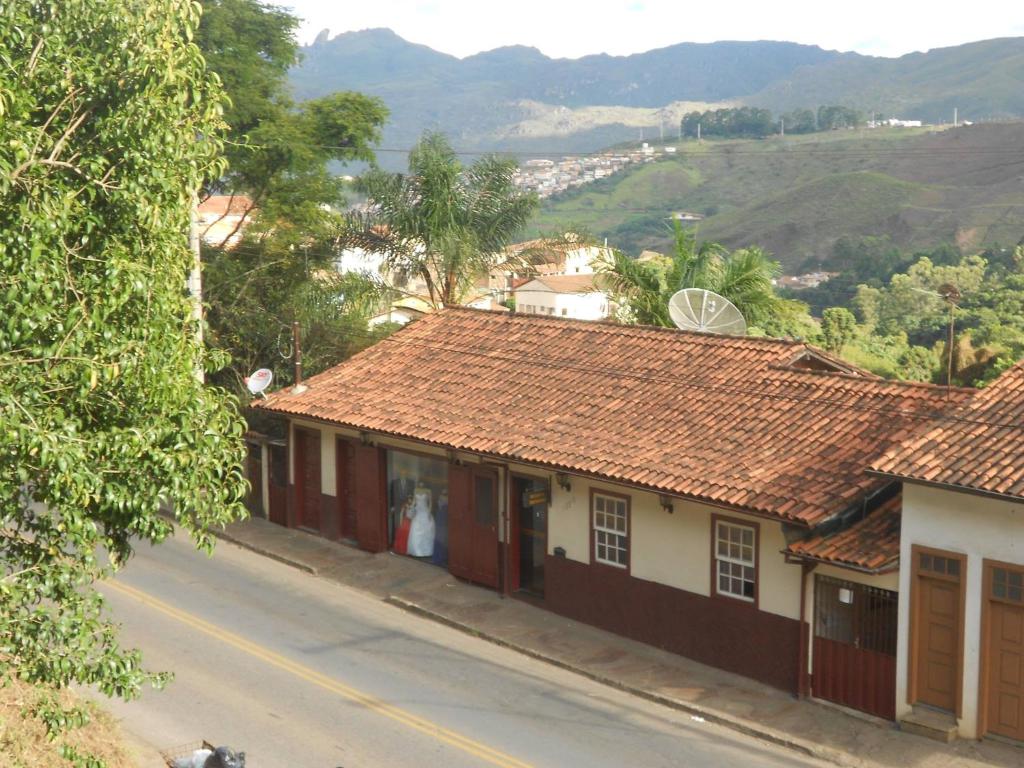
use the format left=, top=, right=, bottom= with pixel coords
left=251, top=308, right=968, bottom=709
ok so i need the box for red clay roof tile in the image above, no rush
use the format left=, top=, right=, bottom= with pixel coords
left=870, top=362, right=1024, bottom=497
left=256, top=308, right=968, bottom=525
left=786, top=495, right=902, bottom=573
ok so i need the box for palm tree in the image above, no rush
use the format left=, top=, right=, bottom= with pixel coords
left=597, top=223, right=796, bottom=331
left=343, top=132, right=539, bottom=308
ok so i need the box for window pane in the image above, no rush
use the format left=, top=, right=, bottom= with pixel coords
left=921, top=553, right=933, bottom=572
left=742, top=529, right=753, bottom=546
left=947, top=559, right=960, bottom=577
left=994, top=581, right=1007, bottom=599
left=743, top=581, right=755, bottom=599
left=1010, top=586, right=1022, bottom=603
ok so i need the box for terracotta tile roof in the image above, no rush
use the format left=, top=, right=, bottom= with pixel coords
left=255, top=308, right=968, bottom=526
left=786, top=494, right=902, bottom=573
left=515, top=274, right=601, bottom=294
left=197, top=194, right=254, bottom=216
left=870, top=362, right=1024, bottom=498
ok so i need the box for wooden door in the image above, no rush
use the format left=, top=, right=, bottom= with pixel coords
left=913, top=549, right=963, bottom=713
left=352, top=444, right=386, bottom=553
left=470, top=470, right=500, bottom=588
left=447, top=464, right=473, bottom=580
left=447, top=465, right=499, bottom=589
left=267, top=443, right=288, bottom=526
left=293, top=428, right=321, bottom=532
left=336, top=438, right=356, bottom=541
left=985, top=563, right=1024, bottom=740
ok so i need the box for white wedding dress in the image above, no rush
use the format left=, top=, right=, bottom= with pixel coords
left=406, top=489, right=436, bottom=557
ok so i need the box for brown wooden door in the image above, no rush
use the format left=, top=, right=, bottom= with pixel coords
left=447, top=464, right=473, bottom=580
left=447, top=466, right=499, bottom=589
left=336, top=438, right=356, bottom=540
left=352, top=444, right=386, bottom=553
left=267, top=443, right=288, bottom=526
left=470, top=470, right=499, bottom=588
left=913, top=549, right=963, bottom=713
left=293, top=428, right=322, bottom=532
left=985, top=564, right=1024, bottom=740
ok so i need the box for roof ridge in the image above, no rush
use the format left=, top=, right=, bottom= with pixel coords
left=441, top=305, right=807, bottom=348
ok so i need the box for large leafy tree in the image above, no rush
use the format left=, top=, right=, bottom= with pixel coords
left=0, top=0, right=247, bottom=756
left=347, top=132, right=539, bottom=307
left=597, top=223, right=807, bottom=333
left=197, top=0, right=389, bottom=388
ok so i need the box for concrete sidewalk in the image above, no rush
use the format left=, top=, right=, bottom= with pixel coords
left=212, top=517, right=1020, bottom=768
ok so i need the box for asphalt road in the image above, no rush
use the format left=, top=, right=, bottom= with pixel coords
left=96, top=533, right=828, bottom=768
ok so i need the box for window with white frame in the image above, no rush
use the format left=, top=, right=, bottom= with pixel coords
left=593, top=492, right=628, bottom=568
left=715, top=520, right=756, bottom=601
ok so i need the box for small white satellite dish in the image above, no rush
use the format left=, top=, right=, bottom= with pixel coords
left=245, top=368, right=273, bottom=396
left=668, top=288, right=747, bottom=335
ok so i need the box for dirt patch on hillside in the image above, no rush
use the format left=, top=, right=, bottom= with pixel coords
left=0, top=678, right=135, bottom=768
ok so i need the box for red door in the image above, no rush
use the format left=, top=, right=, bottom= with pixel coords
left=448, top=466, right=500, bottom=589
left=293, top=428, right=321, bottom=532
left=267, top=443, right=288, bottom=526
left=352, top=444, right=386, bottom=553
left=336, top=438, right=356, bottom=541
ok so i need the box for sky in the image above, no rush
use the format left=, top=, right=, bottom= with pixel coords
left=282, top=0, right=1024, bottom=59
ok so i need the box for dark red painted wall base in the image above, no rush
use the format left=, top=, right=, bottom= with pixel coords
left=544, top=555, right=801, bottom=693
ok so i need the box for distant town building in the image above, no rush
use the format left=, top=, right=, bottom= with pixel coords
left=197, top=194, right=255, bottom=249
left=513, top=273, right=610, bottom=321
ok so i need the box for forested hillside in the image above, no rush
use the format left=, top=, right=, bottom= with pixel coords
left=528, top=122, right=1024, bottom=267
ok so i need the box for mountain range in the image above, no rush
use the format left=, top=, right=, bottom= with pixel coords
left=290, top=29, right=1024, bottom=163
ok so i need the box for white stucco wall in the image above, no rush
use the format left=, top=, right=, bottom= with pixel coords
left=896, top=482, right=1024, bottom=737
left=513, top=288, right=609, bottom=321
left=520, top=466, right=803, bottom=621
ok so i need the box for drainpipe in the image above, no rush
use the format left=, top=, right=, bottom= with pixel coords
left=798, top=561, right=816, bottom=698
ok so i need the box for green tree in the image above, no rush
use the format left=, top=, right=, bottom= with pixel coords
left=597, top=223, right=807, bottom=332
left=196, top=0, right=390, bottom=389
left=821, top=307, right=857, bottom=353
left=347, top=132, right=540, bottom=307
left=0, top=0, right=247, bottom=757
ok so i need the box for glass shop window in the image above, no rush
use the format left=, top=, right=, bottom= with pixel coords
left=387, top=450, right=449, bottom=567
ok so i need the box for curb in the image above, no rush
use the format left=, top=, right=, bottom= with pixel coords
left=211, top=527, right=320, bottom=576
left=385, top=595, right=862, bottom=768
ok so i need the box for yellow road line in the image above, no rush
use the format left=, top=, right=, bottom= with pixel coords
left=104, top=579, right=533, bottom=768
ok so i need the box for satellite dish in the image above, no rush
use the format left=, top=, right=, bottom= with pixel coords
left=668, top=288, right=747, bottom=335
left=245, top=368, right=273, bottom=396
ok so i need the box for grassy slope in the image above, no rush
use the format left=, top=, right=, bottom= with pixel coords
left=527, top=123, right=1024, bottom=268
left=0, top=680, right=135, bottom=768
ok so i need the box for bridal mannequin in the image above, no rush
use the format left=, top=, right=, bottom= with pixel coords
left=406, top=485, right=435, bottom=557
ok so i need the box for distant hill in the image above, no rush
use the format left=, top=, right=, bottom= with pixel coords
left=527, top=123, right=1024, bottom=267
left=747, top=38, right=1024, bottom=122
left=289, top=30, right=847, bottom=163
left=289, top=30, right=1024, bottom=165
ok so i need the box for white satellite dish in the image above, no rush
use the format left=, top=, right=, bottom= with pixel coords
left=245, top=368, right=273, bottom=396
left=668, top=288, right=747, bottom=335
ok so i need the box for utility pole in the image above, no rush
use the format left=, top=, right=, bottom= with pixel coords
left=188, top=193, right=204, bottom=383
left=954, top=107, right=959, bottom=127
left=697, top=122, right=701, bottom=142
left=780, top=117, right=785, bottom=137
left=292, top=321, right=307, bottom=394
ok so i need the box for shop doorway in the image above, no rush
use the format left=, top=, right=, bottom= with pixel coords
left=449, top=465, right=499, bottom=589
left=511, top=475, right=548, bottom=596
